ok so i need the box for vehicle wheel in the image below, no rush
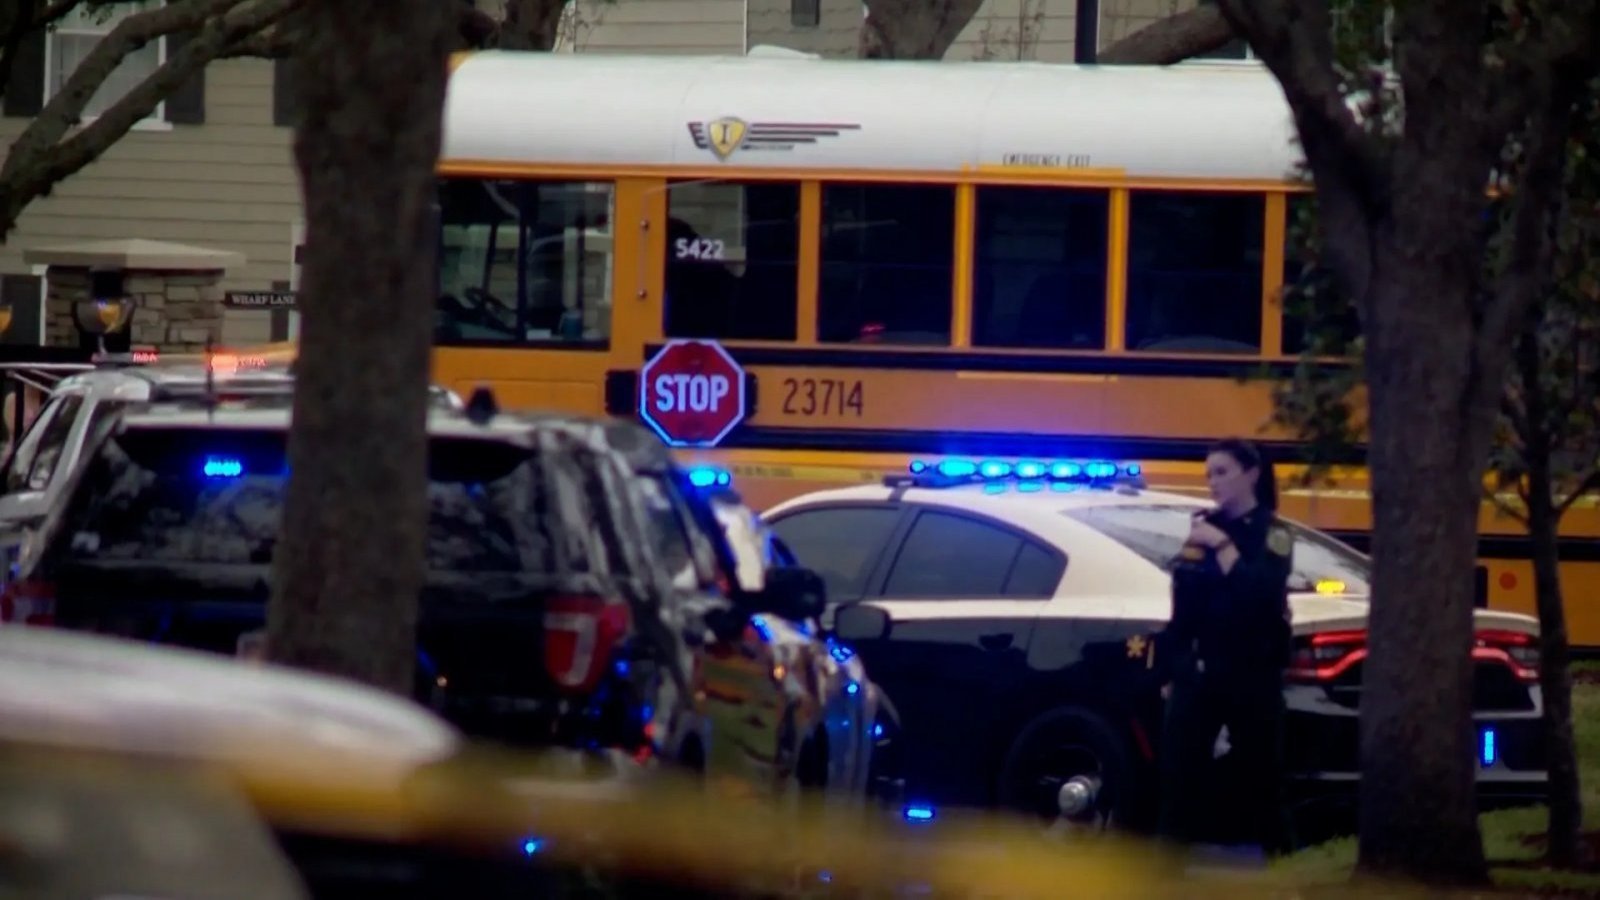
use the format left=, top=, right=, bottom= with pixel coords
left=996, top=706, right=1137, bottom=835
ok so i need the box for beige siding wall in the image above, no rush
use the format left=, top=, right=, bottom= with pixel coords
left=946, top=0, right=1204, bottom=62
left=564, top=0, right=746, bottom=54
left=0, top=57, right=297, bottom=345
left=746, top=0, right=861, bottom=57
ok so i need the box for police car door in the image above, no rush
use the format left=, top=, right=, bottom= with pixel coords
left=859, top=506, right=1058, bottom=809
left=0, top=392, right=85, bottom=600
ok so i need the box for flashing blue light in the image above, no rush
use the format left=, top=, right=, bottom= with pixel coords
left=903, top=805, right=935, bottom=822
left=687, top=466, right=732, bottom=489
left=750, top=615, right=773, bottom=642
left=828, top=640, right=855, bottom=663
left=1481, top=727, right=1497, bottom=767
left=1084, top=461, right=1117, bottom=479
left=1050, top=462, right=1083, bottom=479
left=936, top=458, right=976, bottom=478
left=1014, top=460, right=1047, bottom=479
left=978, top=459, right=1012, bottom=479
left=873, top=723, right=884, bottom=738
left=522, top=838, right=546, bottom=856
left=909, top=456, right=1143, bottom=488
left=846, top=681, right=860, bottom=695
left=819, top=871, right=833, bottom=884
left=202, top=456, right=243, bottom=478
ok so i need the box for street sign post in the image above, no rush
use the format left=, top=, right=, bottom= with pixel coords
left=638, top=339, right=747, bottom=447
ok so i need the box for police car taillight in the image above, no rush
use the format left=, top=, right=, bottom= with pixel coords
left=1288, top=628, right=1540, bottom=684
left=1473, top=630, right=1539, bottom=683
left=1286, top=629, right=1366, bottom=682
left=0, top=579, right=56, bottom=627
left=542, top=595, right=631, bottom=695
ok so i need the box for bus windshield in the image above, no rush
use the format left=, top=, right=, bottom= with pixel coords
left=1062, top=503, right=1372, bottom=597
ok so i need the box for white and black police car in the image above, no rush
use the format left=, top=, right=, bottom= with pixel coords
left=763, top=458, right=1547, bottom=844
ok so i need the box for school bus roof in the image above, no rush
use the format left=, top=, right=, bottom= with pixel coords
left=440, top=51, right=1303, bottom=182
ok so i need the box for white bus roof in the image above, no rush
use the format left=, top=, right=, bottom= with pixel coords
left=441, top=51, right=1304, bottom=183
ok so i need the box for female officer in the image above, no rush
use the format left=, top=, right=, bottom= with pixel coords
left=1155, top=438, right=1294, bottom=856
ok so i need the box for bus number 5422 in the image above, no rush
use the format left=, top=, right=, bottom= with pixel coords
left=781, top=378, right=864, bottom=417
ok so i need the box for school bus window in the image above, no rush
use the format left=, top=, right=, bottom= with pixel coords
left=818, top=183, right=955, bottom=345
left=664, top=180, right=799, bottom=342
left=435, top=178, right=614, bottom=348
left=972, top=186, right=1109, bottom=350
left=1280, top=193, right=1360, bottom=356
left=1125, top=190, right=1264, bottom=354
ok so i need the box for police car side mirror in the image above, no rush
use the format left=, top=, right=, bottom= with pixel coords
left=834, top=602, right=890, bottom=642
left=753, top=565, right=826, bottom=622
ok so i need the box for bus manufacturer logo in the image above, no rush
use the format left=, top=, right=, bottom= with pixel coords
left=687, top=118, right=862, bottom=161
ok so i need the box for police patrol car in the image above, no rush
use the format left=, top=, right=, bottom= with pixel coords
left=764, top=459, right=1548, bottom=842
left=0, top=353, right=463, bottom=616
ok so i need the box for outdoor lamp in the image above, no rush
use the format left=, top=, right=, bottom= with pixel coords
left=75, top=268, right=136, bottom=356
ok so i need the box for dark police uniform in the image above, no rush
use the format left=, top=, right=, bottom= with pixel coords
left=1155, top=507, right=1294, bottom=852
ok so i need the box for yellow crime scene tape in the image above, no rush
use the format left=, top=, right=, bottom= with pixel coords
left=1, top=737, right=1445, bottom=900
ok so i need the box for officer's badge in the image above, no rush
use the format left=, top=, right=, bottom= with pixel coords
left=1125, top=634, right=1148, bottom=659
left=1268, top=524, right=1293, bottom=557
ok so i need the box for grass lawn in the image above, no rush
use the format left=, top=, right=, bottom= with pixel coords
left=1275, top=661, right=1600, bottom=895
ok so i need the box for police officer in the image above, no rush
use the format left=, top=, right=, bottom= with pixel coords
left=1155, top=437, right=1294, bottom=856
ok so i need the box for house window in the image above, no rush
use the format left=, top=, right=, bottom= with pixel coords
left=792, top=0, right=821, bottom=27
left=48, top=0, right=167, bottom=124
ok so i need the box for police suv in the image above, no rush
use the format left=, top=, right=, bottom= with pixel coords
left=764, top=459, right=1548, bottom=842
left=0, top=355, right=462, bottom=543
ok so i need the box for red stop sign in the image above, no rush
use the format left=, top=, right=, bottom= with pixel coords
left=639, top=339, right=748, bottom=447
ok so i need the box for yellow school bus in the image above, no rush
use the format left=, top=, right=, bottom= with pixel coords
left=428, top=50, right=1600, bottom=647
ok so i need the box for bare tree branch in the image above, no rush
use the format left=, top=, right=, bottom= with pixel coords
left=1213, top=0, right=1378, bottom=172
left=218, top=24, right=293, bottom=59
left=1475, top=77, right=1585, bottom=376
left=1098, top=4, right=1235, bottom=65
left=0, top=0, right=303, bottom=239
left=1213, top=0, right=1387, bottom=307
left=0, top=0, right=93, bottom=101
left=221, top=0, right=495, bottom=58
left=1485, top=483, right=1530, bottom=525
left=4, top=0, right=252, bottom=184
left=1555, top=466, right=1600, bottom=518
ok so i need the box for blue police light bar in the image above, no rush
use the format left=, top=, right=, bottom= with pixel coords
left=1480, top=727, right=1497, bottom=767
left=686, top=465, right=732, bottom=489
left=899, top=456, right=1145, bottom=489
left=903, top=805, right=935, bottom=822
left=202, top=456, right=244, bottom=478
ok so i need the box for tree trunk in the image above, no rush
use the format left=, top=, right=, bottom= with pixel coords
left=1097, top=4, right=1234, bottom=65
left=264, top=0, right=454, bottom=693
left=860, top=0, right=985, bottom=59
left=498, top=0, right=566, bottom=50
left=1516, top=328, right=1584, bottom=868
left=1355, top=249, right=1491, bottom=885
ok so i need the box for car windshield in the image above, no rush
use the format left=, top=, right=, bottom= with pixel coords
left=1061, top=503, right=1372, bottom=596
left=53, top=425, right=637, bottom=583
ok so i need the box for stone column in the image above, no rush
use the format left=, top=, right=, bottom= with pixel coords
left=23, top=238, right=245, bottom=355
